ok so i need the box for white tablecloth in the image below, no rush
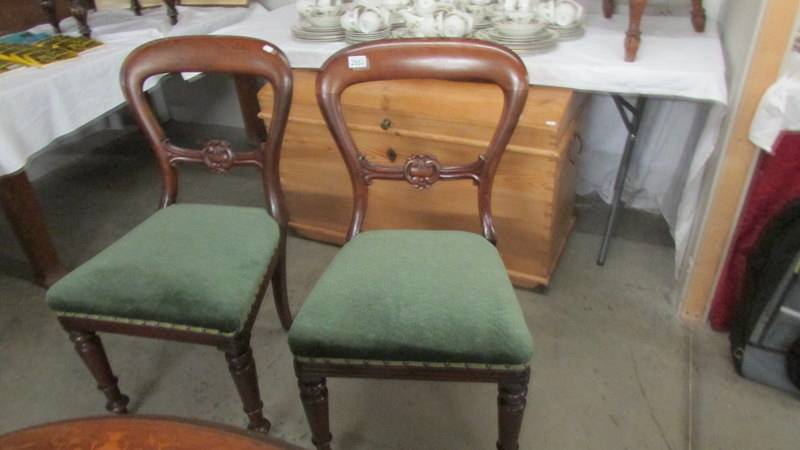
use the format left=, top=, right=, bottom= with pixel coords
left=214, top=4, right=726, bottom=103
left=210, top=4, right=728, bottom=271
left=750, top=51, right=800, bottom=152
left=0, top=4, right=252, bottom=176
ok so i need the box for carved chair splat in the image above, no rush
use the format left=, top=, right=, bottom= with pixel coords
left=45, top=36, right=294, bottom=433
left=289, top=39, right=534, bottom=450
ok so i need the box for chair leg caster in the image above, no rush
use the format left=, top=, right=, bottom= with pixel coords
left=246, top=416, right=272, bottom=434
left=105, top=393, right=130, bottom=414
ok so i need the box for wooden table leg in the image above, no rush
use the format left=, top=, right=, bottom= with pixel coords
left=70, top=0, right=91, bottom=38
left=691, top=0, right=706, bottom=32
left=234, top=75, right=268, bottom=145
left=0, top=171, right=66, bottom=287
left=40, top=0, right=61, bottom=33
left=625, top=0, right=646, bottom=62
left=602, top=0, right=615, bottom=18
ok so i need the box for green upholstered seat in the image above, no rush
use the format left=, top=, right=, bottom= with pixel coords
left=47, top=204, right=280, bottom=335
left=288, top=230, right=533, bottom=366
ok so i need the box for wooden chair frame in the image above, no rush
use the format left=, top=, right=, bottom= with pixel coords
left=295, top=39, right=532, bottom=450
left=55, top=36, right=294, bottom=433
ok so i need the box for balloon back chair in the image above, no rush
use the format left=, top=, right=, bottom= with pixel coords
left=287, top=39, right=535, bottom=450
left=45, top=36, right=294, bottom=433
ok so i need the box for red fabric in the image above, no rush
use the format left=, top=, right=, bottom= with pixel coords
left=709, top=131, right=800, bottom=330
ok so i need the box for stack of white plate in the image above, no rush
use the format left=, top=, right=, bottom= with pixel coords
left=391, top=27, right=413, bottom=39
left=292, top=21, right=346, bottom=42
left=548, top=23, right=585, bottom=41
left=475, top=28, right=558, bottom=53
left=345, top=27, right=391, bottom=44
left=473, top=17, right=493, bottom=30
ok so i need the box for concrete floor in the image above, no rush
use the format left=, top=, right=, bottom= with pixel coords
left=2, top=123, right=799, bottom=449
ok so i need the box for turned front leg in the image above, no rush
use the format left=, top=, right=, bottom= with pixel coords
left=691, top=0, right=706, bottom=32
left=602, top=0, right=614, bottom=18
left=497, top=380, right=529, bottom=450
left=224, top=343, right=271, bottom=433
left=298, top=376, right=332, bottom=450
left=68, top=330, right=130, bottom=414
left=625, top=0, right=646, bottom=62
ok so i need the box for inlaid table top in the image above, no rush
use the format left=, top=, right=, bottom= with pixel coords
left=0, top=416, right=304, bottom=450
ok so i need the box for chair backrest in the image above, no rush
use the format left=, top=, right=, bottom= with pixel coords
left=316, top=39, right=529, bottom=244
left=121, top=35, right=293, bottom=226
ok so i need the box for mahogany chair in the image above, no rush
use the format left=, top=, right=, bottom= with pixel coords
left=287, top=39, right=534, bottom=450
left=45, top=36, right=294, bottom=433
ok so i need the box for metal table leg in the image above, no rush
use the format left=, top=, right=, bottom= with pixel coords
left=596, top=95, right=647, bottom=265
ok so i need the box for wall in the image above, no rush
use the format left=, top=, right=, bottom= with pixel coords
left=677, top=0, right=797, bottom=320
left=679, top=0, right=767, bottom=292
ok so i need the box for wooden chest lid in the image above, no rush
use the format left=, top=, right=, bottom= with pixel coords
left=259, top=69, right=585, bottom=154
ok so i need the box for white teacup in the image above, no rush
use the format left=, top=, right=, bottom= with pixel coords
left=553, top=0, right=583, bottom=27
left=464, top=3, right=487, bottom=20
left=413, top=0, right=437, bottom=15
left=381, top=0, right=409, bottom=8
left=355, top=0, right=382, bottom=6
left=401, top=10, right=441, bottom=36
left=505, top=9, right=535, bottom=23
left=441, top=9, right=474, bottom=37
left=341, top=5, right=390, bottom=33
left=359, top=8, right=390, bottom=32
left=535, top=0, right=554, bottom=22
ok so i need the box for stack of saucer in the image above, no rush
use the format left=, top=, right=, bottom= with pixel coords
left=475, top=27, right=558, bottom=53
left=391, top=27, right=412, bottom=38
left=473, top=16, right=492, bottom=30
left=345, top=27, right=391, bottom=44
left=548, top=22, right=585, bottom=41
left=292, top=21, right=346, bottom=42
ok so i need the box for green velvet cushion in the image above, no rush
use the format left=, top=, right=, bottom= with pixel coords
left=288, top=230, right=533, bottom=365
left=47, top=204, right=280, bottom=334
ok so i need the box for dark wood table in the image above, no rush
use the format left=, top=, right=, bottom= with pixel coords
left=0, top=416, right=304, bottom=450
left=0, top=171, right=66, bottom=288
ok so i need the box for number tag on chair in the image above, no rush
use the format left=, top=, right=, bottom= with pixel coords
left=347, top=55, right=369, bottom=70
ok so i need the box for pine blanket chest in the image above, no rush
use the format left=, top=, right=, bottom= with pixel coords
left=258, top=69, right=585, bottom=288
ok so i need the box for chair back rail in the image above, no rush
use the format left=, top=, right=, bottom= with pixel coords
left=120, top=36, right=293, bottom=226
left=315, top=38, right=529, bottom=243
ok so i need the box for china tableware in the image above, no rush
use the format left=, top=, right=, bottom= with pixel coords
left=491, top=15, right=545, bottom=36
left=412, top=0, right=437, bottom=15
left=553, top=0, right=583, bottom=27
left=345, top=26, right=391, bottom=43
left=476, top=26, right=557, bottom=53
left=341, top=5, right=391, bottom=33
left=400, top=8, right=442, bottom=36
left=441, top=9, right=474, bottom=37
